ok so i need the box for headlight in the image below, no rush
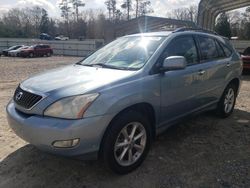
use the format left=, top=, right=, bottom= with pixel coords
left=44, top=93, right=99, bottom=119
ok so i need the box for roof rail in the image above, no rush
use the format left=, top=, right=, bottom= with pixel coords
left=173, top=27, right=218, bottom=35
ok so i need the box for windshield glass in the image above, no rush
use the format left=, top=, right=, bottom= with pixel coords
left=9, top=46, right=19, bottom=50
left=80, top=36, right=166, bottom=70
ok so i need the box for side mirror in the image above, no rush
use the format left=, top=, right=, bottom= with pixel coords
left=160, top=56, right=187, bottom=72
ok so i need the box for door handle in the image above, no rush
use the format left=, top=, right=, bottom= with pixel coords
left=198, top=70, right=206, bottom=75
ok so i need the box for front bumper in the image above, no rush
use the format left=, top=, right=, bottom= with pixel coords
left=6, top=101, right=113, bottom=159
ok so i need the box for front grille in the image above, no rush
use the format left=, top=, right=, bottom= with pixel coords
left=14, top=86, right=43, bottom=109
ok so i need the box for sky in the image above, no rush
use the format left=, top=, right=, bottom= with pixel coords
left=0, top=0, right=200, bottom=18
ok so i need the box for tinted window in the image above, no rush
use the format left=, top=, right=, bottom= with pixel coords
left=243, top=47, right=250, bottom=55
left=220, top=42, right=232, bottom=57
left=198, top=36, right=219, bottom=60
left=162, top=36, right=198, bottom=65
left=215, top=40, right=226, bottom=58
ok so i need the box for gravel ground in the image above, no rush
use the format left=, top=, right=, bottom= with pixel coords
left=0, top=56, right=250, bottom=188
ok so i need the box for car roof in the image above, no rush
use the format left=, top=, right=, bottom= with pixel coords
left=126, top=29, right=223, bottom=39
left=127, top=31, right=172, bottom=37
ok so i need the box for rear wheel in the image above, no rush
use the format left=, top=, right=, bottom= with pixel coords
left=216, top=83, right=237, bottom=118
left=101, top=111, right=152, bottom=174
left=47, top=52, right=51, bottom=57
left=29, top=53, right=34, bottom=58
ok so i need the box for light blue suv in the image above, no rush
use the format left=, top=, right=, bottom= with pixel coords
left=6, top=29, right=242, bottom=174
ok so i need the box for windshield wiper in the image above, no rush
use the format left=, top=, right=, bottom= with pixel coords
left=77, top=63, right=138, bottom=71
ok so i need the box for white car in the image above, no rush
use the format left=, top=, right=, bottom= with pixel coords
left=55, top=35, right=69, bottom=41
left=8, top=46, right=29, bottom=57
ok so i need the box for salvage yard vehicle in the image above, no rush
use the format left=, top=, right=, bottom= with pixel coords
left=6, top=28, right=242, bottom=174
left=2, top=45, right=24, bottom=56
left=20, top=44, right=53, bottom=58
left=8, top=46, right=29, bottom=57
left=40, top=33, right=53, bottom=40
left=55, top=35, right=69, bottom=41
left=241, top=47, right=250, bottom=70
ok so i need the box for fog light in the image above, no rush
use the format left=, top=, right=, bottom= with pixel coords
left=52, top=138, right=80, bottom=148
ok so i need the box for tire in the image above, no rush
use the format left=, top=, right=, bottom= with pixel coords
left=216, top=83, right=237, bottom=118
left=101, top=111, right=152, bottom=174
left=29, top=53, right=34, bottom=58
left=47, top=52, right=51, bottom=57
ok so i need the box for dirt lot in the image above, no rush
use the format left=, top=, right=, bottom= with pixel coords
left=0, top=56, right=250, bottom=188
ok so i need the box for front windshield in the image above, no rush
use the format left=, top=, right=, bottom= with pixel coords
left=9, top=46, right=18, bottom=50
left=80, top=36, right=166, bottom=70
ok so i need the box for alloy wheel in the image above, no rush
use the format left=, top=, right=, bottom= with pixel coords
left=114, top=122, right=147, bottom=167
left=224, top=88, right=235, bottom=113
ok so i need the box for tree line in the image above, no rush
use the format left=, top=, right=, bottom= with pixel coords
left=215, top=8, right=250, bottom=39
left=0, top=0, right=154, bottom=40
left=0, top=0, right=249, bottom=40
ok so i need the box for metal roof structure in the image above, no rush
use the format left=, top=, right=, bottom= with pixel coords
left=115, top=16, right=196, bottom=38
left=198, top=0, right=250, bottom=30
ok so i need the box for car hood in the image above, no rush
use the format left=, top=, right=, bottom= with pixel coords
left=21, top=64, right=136, bottom=95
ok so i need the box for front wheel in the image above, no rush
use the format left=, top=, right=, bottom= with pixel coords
left=216, top=83, right=237, bottom=118
left=101, top=111, right=152, bottom=174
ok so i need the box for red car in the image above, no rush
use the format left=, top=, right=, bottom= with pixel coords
left=20, top=44, right=53, bottom=58
left=241, top=47, right=250, bottom=70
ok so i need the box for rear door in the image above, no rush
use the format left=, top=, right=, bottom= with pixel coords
left=194, top=35, right=231, bottom=107
left=43, top=45, right=50, bottom=55
left=34, top=45, right=42, bottom=56
left=40, top=45, right=47, bottom=56
left=159, top=35, right=204, bottom=125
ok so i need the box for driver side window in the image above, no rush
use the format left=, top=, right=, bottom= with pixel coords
left=161, top=36, right=199, bottom=65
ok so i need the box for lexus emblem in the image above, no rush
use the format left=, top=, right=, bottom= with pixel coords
left=15, top=92, right=23, bottom=101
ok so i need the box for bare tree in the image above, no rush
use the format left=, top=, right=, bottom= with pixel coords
left=135, top=0, right=153, bottom=18
left=135, top=0, right=139, bottom=18
left=121, top=0, right=132, bottom=20
left=187, top=6, right=197, bottom=23
left=59, top=0, right=72, bottom=22
left=169, top=6, right=198, bottom=23
left=105, top=0, right=112, bottom=20
left=105, top=0, right=121, bottom=22
left=138, top=1, right=153, bottom=17
left=59, top=0, right=71, bottom=36
left=71, top=0, right=85, bottom=22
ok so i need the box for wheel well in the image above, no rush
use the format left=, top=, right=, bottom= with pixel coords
left=229, top=78, right=240, bottom=94
left=111, top=103, right=156, bottom=136
left=98, top=103, right=156, bottom=158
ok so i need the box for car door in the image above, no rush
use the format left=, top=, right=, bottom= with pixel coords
left=43, top=45, right=49, bottom=56
left=194, top=35, right=229, bottom=107
left=41, top=45, right=47, bottom=56
left=34, top=45, right=40, bottom=56
left=159, top=35, right=205, bottom=125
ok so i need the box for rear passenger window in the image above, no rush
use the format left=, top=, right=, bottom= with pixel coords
left=220, top=42, right=232, bottom=57
left=198, top=36, right=218, bottom=60
left=162, top=36, right=198, bottom=65
left=215, top=40, right=225, bottom=58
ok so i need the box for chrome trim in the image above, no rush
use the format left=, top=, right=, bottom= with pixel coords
left=14, top=84, right=48, bottom=111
